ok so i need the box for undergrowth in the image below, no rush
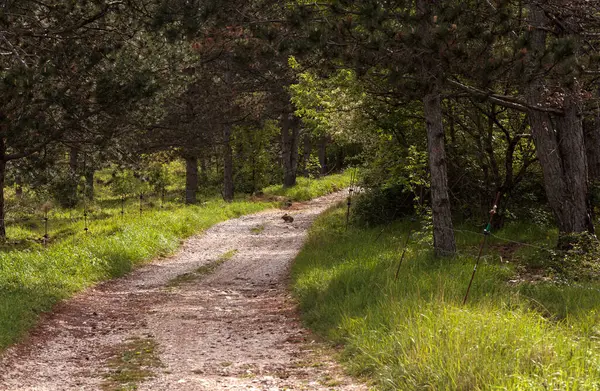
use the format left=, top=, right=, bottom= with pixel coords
left=292, top=206, right=600, bottom=390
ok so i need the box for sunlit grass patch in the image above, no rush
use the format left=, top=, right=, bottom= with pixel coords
left=292, top=206, right=600, bottom=390
left=262, top=171, right=354, bottom=202
left=0, top=199, right=272, bottom=350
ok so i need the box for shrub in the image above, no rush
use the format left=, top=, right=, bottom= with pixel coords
left=351, top=184, right=415, bottom=226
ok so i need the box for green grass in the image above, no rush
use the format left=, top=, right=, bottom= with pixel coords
left=292, top=207, right=600, bottom=390
left=0, top=199, right=272, bottom=350
left=0, top=171, right=352, bottom=351
left=262, top=171, right=354, bottom=201
left=166, top=249, right=239, bottom=288
left=102, top=336, right=163, bottom=391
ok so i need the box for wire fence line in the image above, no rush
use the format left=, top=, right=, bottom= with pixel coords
left=1, top=190, right=185, bottom=243
left=368, top=220, right=582, bottom=259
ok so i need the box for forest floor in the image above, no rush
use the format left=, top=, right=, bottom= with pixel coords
left=0, top=191, right=367, bottom=391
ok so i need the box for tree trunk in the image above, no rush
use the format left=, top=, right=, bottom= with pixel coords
left=318, top=135, right=328, bottom=176
left=424, top=92, right=457, bottom=256
left=185, top=156, right=198, bottom=204
left=223, top=125, right=234, bottom=202
left=585, top=117, right=600, bottom=183
left=281, top=113, right=300, bottom=187
left=85, top=169, right=94, bottom=200
left=528, top=99, right=592, bottom=235
left=416, top=0, right=456, bottom=256
left=69, top=146, right=78, bottom=173
left=527, top=5, right=593, bottom=238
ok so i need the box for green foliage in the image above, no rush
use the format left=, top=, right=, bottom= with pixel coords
left=110, top=170, right=150, bottom=197
left=351, top=185, right=415, bottom=227
left=46, top=170, right=80, bottom=208
left=232, top=121, right=281, bottom=194
left=292, top=207, right=600, bottom=390
left=547, top=233, right=600, bottom=281
left=289, top=63, right=366, bottom=142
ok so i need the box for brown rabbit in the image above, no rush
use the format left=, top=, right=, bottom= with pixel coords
left=281, top=214, right=294, bottom=223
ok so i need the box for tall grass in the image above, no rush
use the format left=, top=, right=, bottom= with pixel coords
left=262, top=171, right=354, bottom=201
left=0, top=199, right=272, bottom=349
left=292, top=207, right=600, bottom=390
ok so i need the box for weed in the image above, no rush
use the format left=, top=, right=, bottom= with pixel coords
left=166, top=249, right=238, bottom=288
left=250, top=224, right=265, bottom=234
left=102, top=336, right=162, bottom=391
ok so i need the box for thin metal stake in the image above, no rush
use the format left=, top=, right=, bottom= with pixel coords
left=139, top=193, right=143, bottom=216
left=395, top=220, right=416, bottom=281
left=345, top=169, right=357, bottom=231
left=83, top=152, right=89, bottom=234
left=43, top=210, right=49, bottom=246
left=463, top=192, right=501, bottom=305
left=121, top=196, right=125, bottom=218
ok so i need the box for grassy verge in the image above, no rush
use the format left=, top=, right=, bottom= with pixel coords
left=0, top=172, right=350, bottom=351
left=0, top=199, right=272, bottom=350
left=262, top=171, right=354, bottom=201
left=292, top=206, right=600, bottom=390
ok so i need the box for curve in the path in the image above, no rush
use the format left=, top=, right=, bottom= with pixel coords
left=0, top=191, right=366, bottom=391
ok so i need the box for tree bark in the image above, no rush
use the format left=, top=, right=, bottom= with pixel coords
left=69, top=146, right=78, bottom=173
left=585, top=117, right=600, bottom=183
left=185, top=156, right=198, bottom=204
left=318, top=135, right=328, bottom=176
left=223, top=125, right=234, bottom=202
left=528, top=99, right=593, bottom=235
left=424, top=92, right=457, bottom=256
left=526, top=5, right=593, bottom=238
left=417, top=0, right=456, bottom=256
left=281, top=113, right=300, bottom=187
left=85, top=169, right=94, bottom=200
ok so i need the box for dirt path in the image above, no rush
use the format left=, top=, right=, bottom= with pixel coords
left=0, top=191, right=366, bottom=391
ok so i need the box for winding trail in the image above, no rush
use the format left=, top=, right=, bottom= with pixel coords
left=0, top=191, right=366, bottom=391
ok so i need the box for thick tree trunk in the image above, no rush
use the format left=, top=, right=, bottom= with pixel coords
left=185, top=156, right=198, bottom=204
left=69, top=146, right=78, bottom=173
left=527, top=5, right=593, bottom=238
left=318, top=135, right=328, bottom=176
left=528, top=100, right=592, bottom=235
left=281, top=113, right=300, bottom=187
left=585, top=118, right=600, bottom=183
left=223, top=125, right=234, bottom=202
left=415, top=0, right=455, bottom=255
left=424, top=92, right=457, bottom=256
